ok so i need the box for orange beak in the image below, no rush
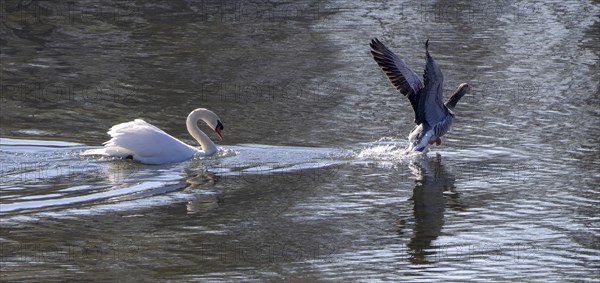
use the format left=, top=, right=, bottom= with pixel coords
left=215, top=127, right=224, bottom=141
left=215, top=121, right=224, bottom=141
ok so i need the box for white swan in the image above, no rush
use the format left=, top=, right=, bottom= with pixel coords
left=83, top=108, right=224, bottom=164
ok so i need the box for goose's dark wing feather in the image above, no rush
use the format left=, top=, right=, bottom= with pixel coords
left=370, top=38, right=424, bottom=114
left=419, top=40, right=449, bottom=126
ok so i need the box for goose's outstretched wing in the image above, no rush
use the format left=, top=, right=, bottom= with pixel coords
left=419, top=40, right=449, bottom=126
left=370, top=38, right=424, bottom=115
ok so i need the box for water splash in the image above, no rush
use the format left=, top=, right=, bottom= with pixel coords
left=354, top=137, right=421, bottom=163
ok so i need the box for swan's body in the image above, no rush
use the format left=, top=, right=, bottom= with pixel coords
left=83, top=108, right=224, bottom=164
left=370, top=38, right=473, bottom=152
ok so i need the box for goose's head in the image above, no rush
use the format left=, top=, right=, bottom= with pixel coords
left=458, top=83, right=473, bottom=94
left=445, top=83, right=474, bottom=110
left=465, top=83, right=474, bottom=93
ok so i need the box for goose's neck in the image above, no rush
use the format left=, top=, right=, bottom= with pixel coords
left=186, top=110, right=218, bottom=155
left=445, top=83, right=470, bottom=110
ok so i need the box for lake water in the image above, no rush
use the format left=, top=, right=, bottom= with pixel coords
left=1, top=0, right=598, bottom=281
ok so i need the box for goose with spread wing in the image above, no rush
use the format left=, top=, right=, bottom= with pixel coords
left=370, top=38, right=473, bottom=152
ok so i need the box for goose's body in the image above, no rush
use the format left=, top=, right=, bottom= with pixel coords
left=83, top=108, right=224, bottom=164
left=370, top=38, right=472, bottom=152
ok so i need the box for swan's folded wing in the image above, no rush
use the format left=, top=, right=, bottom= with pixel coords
left=104, top=119, right=195, bottom=159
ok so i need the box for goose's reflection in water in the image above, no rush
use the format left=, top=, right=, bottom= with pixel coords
left=405, top=154, right=462, bottom=264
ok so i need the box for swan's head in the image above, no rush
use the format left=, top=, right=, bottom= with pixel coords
left=188, top=108, right=224, bottom=141
left=204, top=112, right=224, bottom=141
left=214, top=120, right=224, bottom=140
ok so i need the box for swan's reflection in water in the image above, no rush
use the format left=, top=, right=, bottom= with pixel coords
left=405, top=154, right=462, bottom=264
left=184, top=166, right=222, bottom=214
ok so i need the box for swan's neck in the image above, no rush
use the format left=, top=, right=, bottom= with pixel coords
left=186, top=110, right=218, bottom=155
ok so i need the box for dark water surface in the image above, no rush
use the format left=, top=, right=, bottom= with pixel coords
left=1, top=0, right=598, bottom=281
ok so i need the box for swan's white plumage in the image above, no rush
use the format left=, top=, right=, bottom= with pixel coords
left=84, top=119, right=199, bottom=164
left=83, top=108, right=223, bottom=164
